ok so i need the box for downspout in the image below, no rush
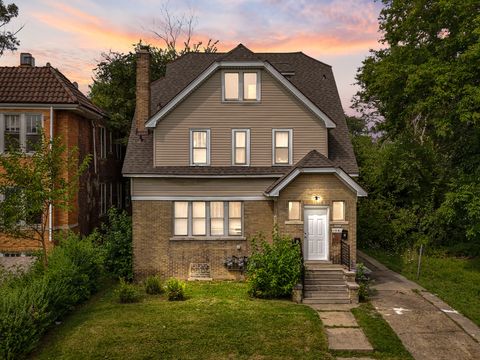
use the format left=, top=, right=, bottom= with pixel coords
left=48, top=106, right=53, bottom=242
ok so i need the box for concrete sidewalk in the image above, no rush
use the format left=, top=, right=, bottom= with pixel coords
left=358, top=250, right=480, bottom=360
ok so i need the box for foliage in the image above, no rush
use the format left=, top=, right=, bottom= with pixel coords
left=34, top=282, right=331, bottom=359
left=0, top=131, right=91, bottom=268
left=246, top=228, right=302, bottom=299
left=0, top=234, right=103, bottom=359
left=352, top=0, right=480, bottom=253
left=96, top=208, right=133, bottom=281
left=355, top=263, right=371, bottom=302
left=164, top=278, right=186, bottom=301
left=144, top=275, right=163, bottom=295
left=0, top=1, right=21, bottom=56
left=116, top=278, right=141, bottom=303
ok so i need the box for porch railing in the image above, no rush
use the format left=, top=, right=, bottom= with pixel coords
left=340, top=240, right=351, bottom=270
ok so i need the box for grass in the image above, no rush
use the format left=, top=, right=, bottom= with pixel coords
left=32, top=281, right=333, bottom=360
left=364, top=248, right=480, bottom=327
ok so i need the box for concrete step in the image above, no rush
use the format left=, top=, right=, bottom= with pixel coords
left=304, top=279, right=347, bottom=286
left=303, top=298, right=351, bottom=304
left=304, top=284, right=348, bottom=291
left=305, top=265, right=344, bottom=271
left=304, top=290, right=350, bottom=298
left=305, top=275, right=345, bottom=281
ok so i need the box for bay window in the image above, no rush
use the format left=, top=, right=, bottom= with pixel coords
left=173, top=201, right=243, bottom=237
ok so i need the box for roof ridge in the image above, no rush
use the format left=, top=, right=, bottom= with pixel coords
left=48, top=66, right=78, bottom=104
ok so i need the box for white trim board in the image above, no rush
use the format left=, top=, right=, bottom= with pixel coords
left=132, top=195, right=268, bottom=201
left=145, top=61, right=336, bottom=129
left=265, top=167, right=367, bottom=197
left=124, top=174, right=282, bottom=178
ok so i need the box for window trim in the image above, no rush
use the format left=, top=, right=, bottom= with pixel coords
left=272, top=128, right=293, bottom=165
left=0, top=113, right=44, bottom=154
left=231, top=129, right=251, bottom=166
left=221, top=70, right=261, bottom=102
left=189, top=129, right=211, bottom=166
left=332, top=201, right=346, bottom=221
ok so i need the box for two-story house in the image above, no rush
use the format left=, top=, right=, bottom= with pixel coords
left=0, top=53, right=126, bottom=254
left=124, top=44, right=366, bottom=301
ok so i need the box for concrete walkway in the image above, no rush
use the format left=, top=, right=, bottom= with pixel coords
left=358, top=250, right=480, bottom=360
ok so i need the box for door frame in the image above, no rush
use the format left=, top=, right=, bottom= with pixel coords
left=303, top=205, right=330, bottom=261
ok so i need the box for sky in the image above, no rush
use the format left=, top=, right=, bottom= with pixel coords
left=0, top=0, right=383, bottom=114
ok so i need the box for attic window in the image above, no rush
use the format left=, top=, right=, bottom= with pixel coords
left=222, top=71, right=260, bottom=101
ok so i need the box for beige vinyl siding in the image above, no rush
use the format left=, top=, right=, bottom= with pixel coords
left=154, top=70, right=328, bottom=167
left=132, top=177, right=277, bottom=197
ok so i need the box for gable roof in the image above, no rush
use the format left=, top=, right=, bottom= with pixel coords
left=0, top=65, right=105, bottom=117
left=123, top=44, right=359, bottom=176
left=265, top=150, right=367, bottom=197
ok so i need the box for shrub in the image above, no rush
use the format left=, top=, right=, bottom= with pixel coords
left=246, top=228, right=302, bottom=298
left=0, top=234, right=103, bottom=359
left=98, top=208, right=133, bottom=281
left=164, top=278, right=186, bottom=301
left=116, top=278, right=141, bottom=303
left=356, top=263, right=371, bottom=302
left=145, top=275, right=163, bottom=295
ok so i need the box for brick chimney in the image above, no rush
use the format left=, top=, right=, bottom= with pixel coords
left=134, top=47, right=151, bottom=135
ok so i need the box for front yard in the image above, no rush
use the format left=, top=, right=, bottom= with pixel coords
left=33, top=282, right=332, bottom=360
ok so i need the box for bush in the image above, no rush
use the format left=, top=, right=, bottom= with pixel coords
left=98, top=208, right=133, bottom=281
left=164, top=278, right=186, bottom=301
left=246, top=228, right=302, bottom=299
left=0, top=234, right=103, bottom=359
left=356, top=263, right=371, bottom=302
left=116, top=278, right=141, bottom=303
left=145, top=275, right=163, bottom=295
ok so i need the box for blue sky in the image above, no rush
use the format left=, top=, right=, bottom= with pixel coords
left=1, top=0, right=383, bottom=114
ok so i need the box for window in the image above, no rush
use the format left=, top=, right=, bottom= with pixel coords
left=116, top=182, right=122, bottom=208
left=332, top=201, right=345, bottom=221
left=273, top=129, right=292, bottom=165
left=229, top=202, right=242, bottom=236
left=4, top=115, right=21, bottom=151
left=25, top=114, right=42, bottom=153
left=109, top=131, right=113, bottom=154
left=109, top=183, right=113, bottom=207
left=173, top=201, right=243, bottom=237
left=190, top=129, right=210, bottom=165
left=115, top=142, right=122, bottom=160
left=232, top=129, right=250, bottom=165
left=192, top=202, right=206, bottom=235
left=100, top=183, right=107, bottom=215
left=222, top=71, right=260, bottom=101
left=99, top=126, right=106, bottom=159
left=210, top=201, right=224, bottom=235
left=0, top=187, right=41, bottom=226
left=288, top=201, right=301, bottom=221
left=174, top=202, right=189, bottom=236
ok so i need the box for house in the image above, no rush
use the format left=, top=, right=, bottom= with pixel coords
left=0, top=53, right=126, bottom=254
left=124, top=44, right=366, bottom=301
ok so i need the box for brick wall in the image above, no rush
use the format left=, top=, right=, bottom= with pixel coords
left=276, top=173, right=358, bottom=265
left=132, top=200, right=274, bottom=280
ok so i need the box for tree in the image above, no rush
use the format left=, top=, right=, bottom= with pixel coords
left=0, top=1, right=21, bottom=56
left=0, top=132, right=91, bottom=267
left=353, top=0, right=480, bottom=253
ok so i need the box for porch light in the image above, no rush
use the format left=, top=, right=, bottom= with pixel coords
left=313, top=195, right=322, bottom=202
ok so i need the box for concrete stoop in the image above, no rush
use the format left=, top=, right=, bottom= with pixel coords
left=302, top=262, right=359, bottom=304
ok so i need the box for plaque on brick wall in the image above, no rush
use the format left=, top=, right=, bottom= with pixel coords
left=188, top=263, right=212, bottom=281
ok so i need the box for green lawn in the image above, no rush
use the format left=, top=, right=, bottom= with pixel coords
left=363, top=248, right=480, bottom=327
left=32, top=282, right=333, bottom=360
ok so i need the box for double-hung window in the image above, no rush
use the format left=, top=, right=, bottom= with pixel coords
left=232, top=129, right=250, bottom=165
left=99, top=183, right=107, bottom=215
left=273, top=129, right=293, bottom=165
left=173, top=201, right=243, bottom=237
left=0, top=113, right=43, bottom=154
left=25, top=114, right=42, bottom=153
left=223, top=71, right=260, bottom=101
left=190, top=129, right=210, bottom=165
left=99, top=126, right=107, bottom=159
left=4, top=115, right=21, bottom=151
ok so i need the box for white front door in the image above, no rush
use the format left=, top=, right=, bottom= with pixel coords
left=304, top=208, right=329, bottom=260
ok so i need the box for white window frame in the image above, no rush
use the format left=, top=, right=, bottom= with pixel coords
left=0, top=113, right=43, bottom=154
left=172, top=201, right=243, bottom=238
left=332, top=201, right=346, bottom=221
left=272, top=129, right=293, bottom=165
left=221, top=70, right=261, bottom=102
left=99, top=126, right=107, bottom=159
left=189, top=129, right=211, bottom=166
left=232, top=129, right=250, bottom=166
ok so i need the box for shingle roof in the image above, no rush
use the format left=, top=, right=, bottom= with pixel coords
left=0, top=65, right=105, bottom=116
left=124, top=44, right=358, bottom=176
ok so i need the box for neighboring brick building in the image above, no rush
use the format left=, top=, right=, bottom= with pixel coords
left=124, top=45, right=366, bottom=302
left=0, top=53, right=126, bottom=254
